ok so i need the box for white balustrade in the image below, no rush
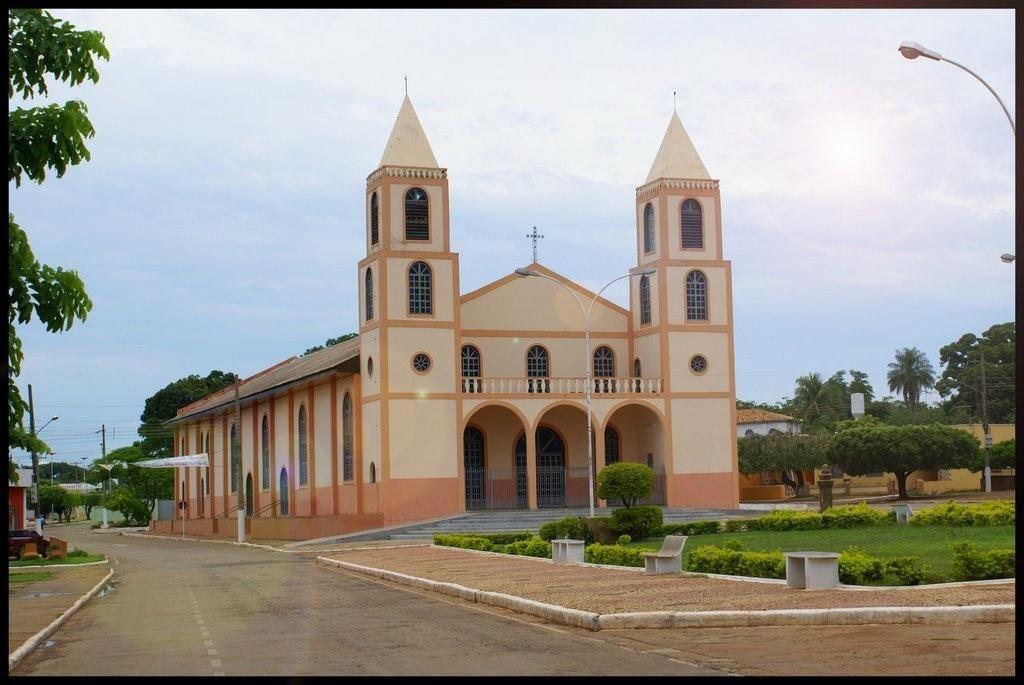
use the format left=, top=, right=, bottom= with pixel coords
left=460, top=377, right=662, bottom=395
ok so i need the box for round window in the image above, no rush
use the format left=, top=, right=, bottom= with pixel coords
left=689, top=354, right=708, bottom=375
left=367, top=357, right=374, bottom=377
left=412, top=352, right=432, bottom=373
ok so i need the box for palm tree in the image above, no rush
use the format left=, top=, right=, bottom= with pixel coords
left=792, top=373, right=843, bottom=423
left=887, top=347, right=936, bottom=411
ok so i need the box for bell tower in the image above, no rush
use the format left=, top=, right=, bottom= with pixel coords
left=357, top=94, right=462, bottom=522
left=630, top=109, right=739, bottom=509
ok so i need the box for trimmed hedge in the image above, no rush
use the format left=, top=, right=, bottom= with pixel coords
left=433, top=534, right=495, bottom=551
left=539, top=516, right=588, bottom=542
left=951, top=542, right=1015, bottom=580
left=726, top=504, right=893, bottom=533
left=653, top=520, right=722, bottom=537
left=433, top=533, right=552, bottom=559
left=685, top=542, right=785, bottom=579
left=610, top=506, right=663, bottom=539
left=884, top=556, right=934, bottom=585
left=502, top=538, right=553, bottom=559
left=584, top=543, right=646, bottom=567
left=442, top=531, right=534, bottom=545
left=909, top=501, right=1015, bottom=528
left=838, top=546, right=885, bottom=584
left=581, top=516, right=616, bottom=544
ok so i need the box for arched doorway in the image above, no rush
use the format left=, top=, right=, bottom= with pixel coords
left=245, top=473, right=254, bottom=515
left=602, top=402, right=668, bottom=505
left=536, top=426, right=565, bottom=507
left=463, top=426, right=486, bottom=510
left=278, top=468, right=289, bottom=516
left=514, top=435, right=527, bottom=508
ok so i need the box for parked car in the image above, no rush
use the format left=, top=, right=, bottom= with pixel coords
left=8, top=529, right=50, bottom=559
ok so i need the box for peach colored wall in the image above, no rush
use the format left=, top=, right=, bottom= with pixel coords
left=360, top=264, right=378, bottom=324
left=604, top=403, right=666, bottom=470
left=386, top=257, right=455, bottom=321
left=634, top=334, right=661, bottom=378
left=386, top=477, right=460, bottom=524
left=630, top=271, right=661, bottom=329
left=389, top=399, right=457, bottom=478
left=666, top=267, right=727, bottom=325
left=340, top=484, right=358, bottom=515
left=636, top=199, right=660, bottom=266
left=361, top=400, right=381, bottom=482
left=387, top=327, right=456, bottom=393
left=361, top=329, right=380, bottom=396
left=667, top=331, right=731, bottom=393
left=461, top=274, right=627, bottom=333
left=465, top=405, right=525, bottom=472
left=666, top=194, right=719, bottom=260
left=671, top=397, right=734, bottom=474
left=388, top=183, right=446, bottom=253
left=670, top=472, right=737, bottom=508
left=536, top=404, right=589, bottom=469
left=314, top=383, right=332, bottom=489
left=463, top=337, right=629, bottom=379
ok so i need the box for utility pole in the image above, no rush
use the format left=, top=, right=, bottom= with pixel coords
left=979, top=350, right=992, bottom=493
left=235, top=382, right=245, bottom=543
left=98, top=424, right=108, bottom=528
left=28, top=384, right=42, bottom=534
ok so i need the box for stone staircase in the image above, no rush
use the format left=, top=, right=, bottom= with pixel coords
left=385, top=506, right=749, bottom=541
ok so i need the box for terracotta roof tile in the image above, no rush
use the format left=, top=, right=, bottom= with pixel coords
left=735, top=408, right=797, bottom=425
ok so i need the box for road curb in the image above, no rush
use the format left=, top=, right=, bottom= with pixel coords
left=119, top=531, right=429, bottom=556
left=8, top=567, right=115, bottom=673
left=8, top=558, right=109, bottom=570
left=316, top=556, right=1015, bottom=631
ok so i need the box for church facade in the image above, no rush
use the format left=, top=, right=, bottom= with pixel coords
left=163, top=95, right=738, bottom=539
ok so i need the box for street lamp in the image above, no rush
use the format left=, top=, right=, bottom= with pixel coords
left=515, top=265, right=657, bottom=517
left=98, top=462, right=117, bottom=529
left=899, top=42, right=1016, bottom=270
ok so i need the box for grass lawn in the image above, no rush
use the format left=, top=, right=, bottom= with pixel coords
left=8, top=571, right=56, bottom=583
left=630, top=525, right=1015, bottom=583
left=9, top=553, right=106, bottom=568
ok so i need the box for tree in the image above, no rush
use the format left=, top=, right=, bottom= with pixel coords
left=8, top=10, right=108, bottom=477
left=596, top=463, right=654, bottom=508
left=936, top=322, right=1015, bottom=423
left=106, top=489, right=152, bottom=526
left=137, top=371, right=239, bottom=459
left=95, top=445, right=172, bottom=516
left=303, top=332, right=358, bottom=356
left=81, top=490, right=103, bottom=519
left=737, top=433, right=828, bottom=496
left=972, top=439, right=1015, bottom=472
left=828, top=424, right=978, bottom=500
left=791, top=372, right=846, bottom=430
left=886, top=347, right=936, bottom=411
left=848, top=370, right=875, bottom=403
left=37, top=483, right=80, bottom=522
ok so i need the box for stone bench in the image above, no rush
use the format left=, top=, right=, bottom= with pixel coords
left=642, top=535, right=687, bottom=575
left=784, top=552, right=840, bottom=589
left=551, top=539, right=585, bottom=564
left=890, top=503, right=913, bottom=524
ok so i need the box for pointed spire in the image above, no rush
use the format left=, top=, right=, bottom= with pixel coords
left=645, top=111, right=710, bottom=183
left=379, top=94, right=439, bottom=168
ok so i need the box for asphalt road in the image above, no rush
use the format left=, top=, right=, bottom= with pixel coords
left=11, top=525, right=1015, bottom=677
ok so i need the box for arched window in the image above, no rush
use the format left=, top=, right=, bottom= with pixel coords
left=204, top=433, right=210, bottom=494
left=639, top=275, right=651, bottom=325
left=261, top=416, right=270, bottom=490
left=369, top=462, right=377, bottom=483
left=404, top=187, right=429, bottom=240
left=279, top=468, right=289, bottom=516
left=230, top=424, right=239, bottom=493
left=633, top=358, right=642, bottom=377
left=369, top=191, right=379, bottom=245
left=365, top=268, right=373, bottom=322
left=342, top=393, right=353, bottom=482
left=297, top=405, right=308, bottom=487
left=461, top=345, right=481, bottom=377
left=604, top=427, right=620, bottom=464
left=593, top=346, right=615, bottom=377
left=526, top=345, right=549, bottom=394
left=685, top=270, right=708, bottom=321
left=681, top=198, right=703, bottom=249
left=643, top=202, right=655, bottom=253
left=180, top=436, right=185, bottom=456
left=408, top=261, right=432, bottom=314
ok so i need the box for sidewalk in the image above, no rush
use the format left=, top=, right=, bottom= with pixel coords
left=323, top=546, right=1014, bottom=615
left=8, top=565, right=111, bottom=654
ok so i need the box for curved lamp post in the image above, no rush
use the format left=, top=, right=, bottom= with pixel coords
left=515, top=266, right=657, bottom=517
left=899, top=41, right=1015, bottom=263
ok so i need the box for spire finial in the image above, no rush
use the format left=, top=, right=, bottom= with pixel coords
left=404, top=75, right=408, bottom=96
left=673, top=90, right=677, bottom=113
left=526, top=226, right=544, bottom=263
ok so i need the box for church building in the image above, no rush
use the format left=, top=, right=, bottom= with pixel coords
left=161, top=95, right=739, bottom=540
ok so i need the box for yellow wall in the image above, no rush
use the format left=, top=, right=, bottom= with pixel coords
left=666, top=331, right=731, bottom=393
left=953, top=423, right=1015, bottom=444
left=386, top=256, right=455, bottom=321
left=387, top=327, right=456, bottom=393
left=361, top=400, right=380, bottom=482
left=666, top=267, right=728, bottom=325
left=671, top=397, right=733, bottom=474
left=389, top=399, right=457, bottom=478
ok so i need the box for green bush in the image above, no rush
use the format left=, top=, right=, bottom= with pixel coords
left=596, top=462, right=654, bottom=507
left=685, top=542, right=785, bottom=579
left=821, top=503, right=891, bottom=529
left=611, top=505, right=663, bottom=539
left=616, top=534, right=632, bottom=546
left=584, top=543, right=646, bottom=567
left=746, top=510, right=823, bottom=531
left=722, top=518, right=756, bottom=533
left=66, top=549, right=89, bottom=558
left=652, top=520, right=721, bottom=537
left=539, top=516, right=587, bottom=542
left=446, top=531, right=533, bottom=545
left=884, top=556, right=933, bottom=586
left=501, top=538, right=552, bottom=559
left=838, top=546, right=886, bottom=584
left=580, top=516, right=614, bottom=544
left=951, top=542, right=1015, bottom=581
left=432, top=534, right=495, bottom=552
left=909, top=501, right=1015, bottom=527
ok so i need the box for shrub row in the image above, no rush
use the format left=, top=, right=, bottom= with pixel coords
left=652, top=520, right=722, bottom=537
left=723, top=504, right=894, bottom=533
left=584, top=543, right=646, bottom=567
left=432, top=534, right=552, bottom=559
left=443, top=531, right=534, bottom=545
left=951, top=542, right=1015, bottom=581
left=539, top=506, right=665, bottom=543
left=910, top=501, right=1015, bottom=528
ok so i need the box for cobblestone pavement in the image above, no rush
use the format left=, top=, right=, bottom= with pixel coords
left=8, top=564, right=111, bottom=654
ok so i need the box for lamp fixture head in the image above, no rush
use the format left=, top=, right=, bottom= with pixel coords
left=898, top=41, right=942, bottom=61
left=1000, top=253, right=1016, bottom=263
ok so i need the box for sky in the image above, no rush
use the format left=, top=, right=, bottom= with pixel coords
left=10, top=9, right=1015, bottom=466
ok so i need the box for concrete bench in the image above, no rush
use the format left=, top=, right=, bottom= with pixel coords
left=551, top=539, right=585, bottom=564
left=784, top=552, right=840, bottom=589
left=642, top=535, right=687, bottom=575
left=890, top=503, right=913, bottom=524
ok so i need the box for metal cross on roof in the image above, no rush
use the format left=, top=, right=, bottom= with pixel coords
left=526, top=225, right=544, bottom=263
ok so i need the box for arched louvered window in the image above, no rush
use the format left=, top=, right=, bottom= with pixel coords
left=593, top=346, right=615, bottom=377
left=370, top=191, right=379, bottom=245
left=230, top=424, right=239, bottom=493
left=643, top=202, right=655, bottom=253
left=297, top=405, right=308, bottom=486
left=681, top=198, right=703, bottom=249
left=405, top=187, right=429, bottom=240
left=342, top=393, right=354, bottom=482
left=526, top=345, right=549, bottom=377
left=461, top=345, right=481, bottom=377
left=369, top=463, right=377, bottom=483
left=261, top=416, right=270, bottom=490
left=639, top=275, right=651, bottom=325
left=365, top=268, right=373, bottom=321
left=685, top=270, right=708, bottom=321
left=408, top=261, right=432, bottom=314
left=604, top=427, right=620, bottom=464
